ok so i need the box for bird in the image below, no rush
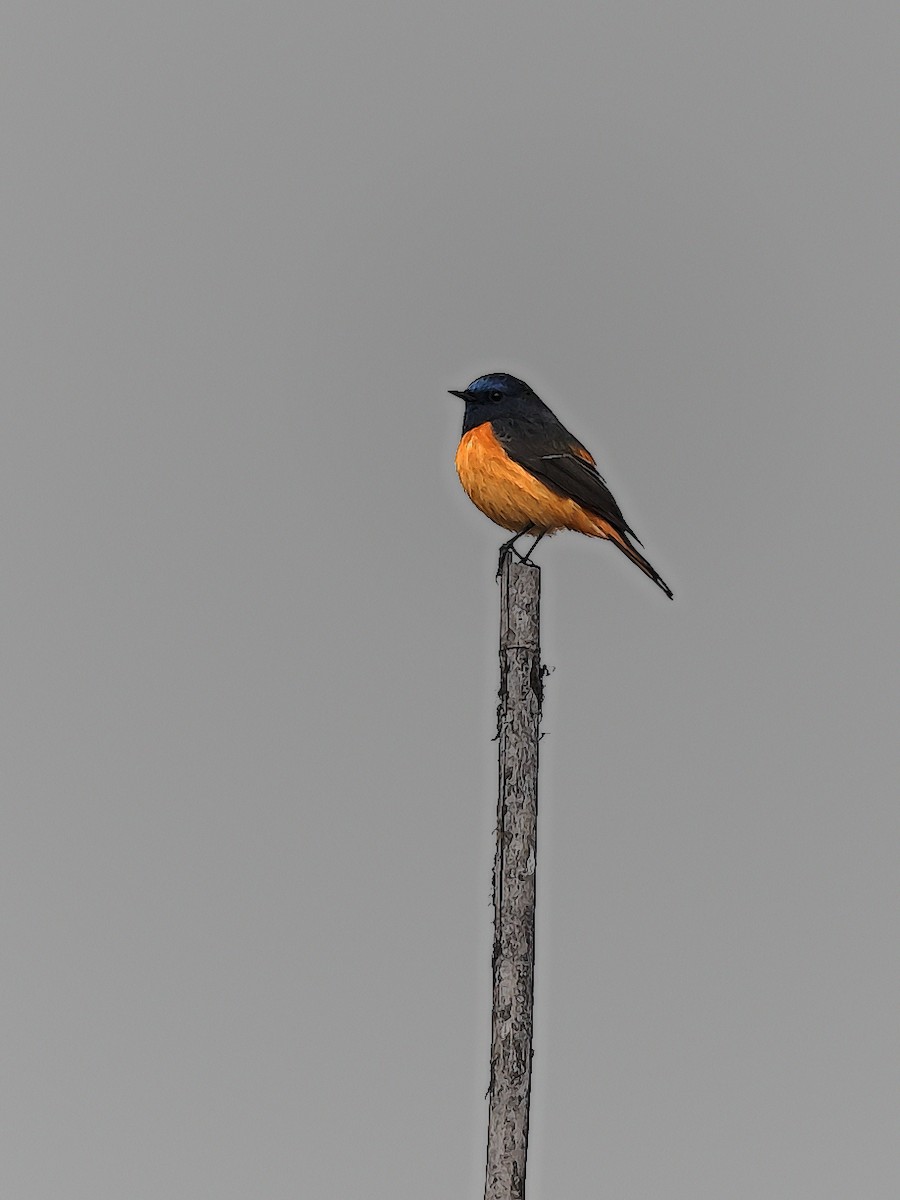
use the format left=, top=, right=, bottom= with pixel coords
left=450, top=373, right=673, bottom=598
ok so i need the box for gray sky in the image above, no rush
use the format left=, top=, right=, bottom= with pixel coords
left=3, top=2, right=898, bottom=1197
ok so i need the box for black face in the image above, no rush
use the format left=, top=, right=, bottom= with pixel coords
left=449, top=373, right=545, bottom=431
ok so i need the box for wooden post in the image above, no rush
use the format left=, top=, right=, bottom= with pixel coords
left=485, top=550, right=543, bottom=1200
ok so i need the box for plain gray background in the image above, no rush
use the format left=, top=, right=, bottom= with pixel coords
left=3, top=2, right=898, bottom=1197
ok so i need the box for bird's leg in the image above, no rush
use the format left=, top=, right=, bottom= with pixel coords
left=499, top=525, right=534, bottom=557
left=520, top=529, right=548, bottom=564
left=497, top=525, right=535, bottom=576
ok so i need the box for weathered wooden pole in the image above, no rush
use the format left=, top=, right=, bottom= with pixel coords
left=485, top=549, right=543, bottom=1200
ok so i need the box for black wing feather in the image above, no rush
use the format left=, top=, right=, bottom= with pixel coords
left=492, top=414, right=637, bottom=542
left=489, top=411, right=673, bottom=598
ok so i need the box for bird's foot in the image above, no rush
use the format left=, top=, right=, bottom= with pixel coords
left=496, top=526, right=534, bottom=577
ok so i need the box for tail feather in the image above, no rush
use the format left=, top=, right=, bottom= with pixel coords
left=610, top=530, right=674, bottom=599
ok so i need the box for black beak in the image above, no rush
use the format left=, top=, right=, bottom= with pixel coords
left=448, top=389, right=468, bottom=399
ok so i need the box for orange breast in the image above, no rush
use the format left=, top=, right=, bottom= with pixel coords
left=455, top=422, right=609, bottom=536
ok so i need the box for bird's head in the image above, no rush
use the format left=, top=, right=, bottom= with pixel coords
left=449, top=373, right=544, bottom=428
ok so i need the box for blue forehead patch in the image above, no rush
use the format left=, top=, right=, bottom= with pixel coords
left=466, top=373, right=529, bottom=395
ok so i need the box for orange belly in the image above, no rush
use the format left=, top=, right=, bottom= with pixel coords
left=455, top=422, right=612, bottom=537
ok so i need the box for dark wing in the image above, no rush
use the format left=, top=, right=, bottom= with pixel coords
left=493, top=414, right=640, bottom=544
left=493, top=412, right=674, bottom=598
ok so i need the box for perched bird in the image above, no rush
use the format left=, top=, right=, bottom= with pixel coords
left=450, top=373, right=673, bottom=598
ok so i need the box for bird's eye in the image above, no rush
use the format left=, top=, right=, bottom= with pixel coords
left=490, top=389, right=502, bottom=402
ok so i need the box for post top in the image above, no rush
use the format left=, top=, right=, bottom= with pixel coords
left=499, top=552, right=541, bottom=650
